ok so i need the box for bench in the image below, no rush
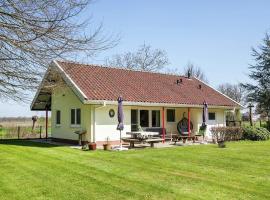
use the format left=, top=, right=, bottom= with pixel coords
left=173, top=134, right=202, bottom=144
left=122, top=137, right=163, bottom=148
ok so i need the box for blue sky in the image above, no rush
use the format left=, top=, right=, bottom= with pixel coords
left=1, top=0, right=270, bottom=117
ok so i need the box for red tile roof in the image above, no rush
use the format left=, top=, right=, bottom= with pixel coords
left=56, top=60, right=240, bottom=107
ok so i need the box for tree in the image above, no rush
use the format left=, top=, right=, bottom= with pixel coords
left=105, top=44, right=169, bottom=72
left=217, top=83, right=243, bottom=103
left=0, top=0, right=116, bottom=101
left=184, top=63, right=208, bottom=83
left=241, top=33, right=270, bottom=128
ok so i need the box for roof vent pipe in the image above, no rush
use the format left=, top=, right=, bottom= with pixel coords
left=187, top=70, right=191, bottom=79
left=176, top=79, right=183, bottom=85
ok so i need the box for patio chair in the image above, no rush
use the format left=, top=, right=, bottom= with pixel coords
left=173, top=117, right=195, bottom=143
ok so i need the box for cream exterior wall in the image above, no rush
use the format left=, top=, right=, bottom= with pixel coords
left=51, top=84, right=227, bottom=142
left=51, top=85, right=91, bottom=141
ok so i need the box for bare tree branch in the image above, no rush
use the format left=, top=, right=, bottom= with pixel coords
left=105, top=43, right=169, bottom=72
left=217, top=83, right=244, bottom=104
left=183, top=62, right=208, bottom=83
left=0, top=0, right=118, bottom=101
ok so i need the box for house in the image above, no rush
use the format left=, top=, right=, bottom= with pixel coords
left=31, top=60, right=242, bottom=145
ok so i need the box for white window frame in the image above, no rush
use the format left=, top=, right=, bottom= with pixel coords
left=131, top=109, right=162, bottom=129
left=166, top=109, right=176, bottom=123
left=151, top=110, right=161, bottom=128
left=70, top=108, right=81, bottom=128
left=55, top=110, right=61, bottom=127
left=208, top=112, right=216, bottom=121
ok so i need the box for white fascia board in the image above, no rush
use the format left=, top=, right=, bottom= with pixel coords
left=193, top=77, right=244, bottom=108
left=53, top=60, right=88, bottom=103
left=83, top=99, right=236, bottom=109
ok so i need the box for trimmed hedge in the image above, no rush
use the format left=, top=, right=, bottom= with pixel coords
left=210, top=127, right=243, bottom=142
left=242, top=127, right=270, bottom=141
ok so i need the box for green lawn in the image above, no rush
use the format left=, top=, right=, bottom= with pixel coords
left=0, top=140, right=270, bottom=200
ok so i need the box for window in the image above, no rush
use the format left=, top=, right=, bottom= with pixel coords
left=140, top=110, right=149, bottom=127
left=152, top=110, right=160, bottom=127
left=209, top=112, right=216, bottom=120
left=56, top=110, right=61, bottom=125
left=71, top=108, right=81, bottom=126
left=167, top=109, right=175, bottom=122
left=131, top=109, right=138, bottom=131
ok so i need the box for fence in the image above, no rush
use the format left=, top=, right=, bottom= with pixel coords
left=0, top=125, right=51, bottom=140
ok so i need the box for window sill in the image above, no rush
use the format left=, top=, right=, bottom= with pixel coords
left=55, top=124, right=61, bottom=128
left=167, top=121, right=176, bottom=123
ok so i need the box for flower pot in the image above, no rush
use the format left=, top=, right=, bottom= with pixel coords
left=88, top=142, right=96, bottom=150
left=103, top=144, right=111, bottom=151
left=217, top=141, right=226, bottom=148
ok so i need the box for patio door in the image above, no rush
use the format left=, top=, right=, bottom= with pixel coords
left=131, top=109, right=138, bottom=131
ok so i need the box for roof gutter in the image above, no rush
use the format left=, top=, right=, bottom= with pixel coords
left=83, top=99, right=239, bottom=110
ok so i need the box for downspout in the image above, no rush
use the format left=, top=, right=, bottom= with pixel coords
left=92, top=101, right=107, bottom=143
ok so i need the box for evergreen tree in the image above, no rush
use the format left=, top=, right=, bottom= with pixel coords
left=242, top=34, right=270, bottom=129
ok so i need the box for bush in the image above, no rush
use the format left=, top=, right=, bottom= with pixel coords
left=261, top=121, right=270, bottom=131
left=210, top=127, right=243, bottom=142
left=242, top=126, right=270, bottom=141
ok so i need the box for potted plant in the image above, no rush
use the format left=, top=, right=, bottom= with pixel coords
left=88, top=142, right=97, bottom=150
left=217, top=140, right=226, bottom=148
left=103, top=137, right=111, bottom=151
left=199, top=124, right=207, bottom=140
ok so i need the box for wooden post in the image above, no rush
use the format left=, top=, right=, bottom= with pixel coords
left=188, top=108, right=191, bottom=137
left=45, top=107, right=48, bottom=139
left=248, top=103, right=254, bottom=126
left=39, top=126, right=42, bottom=139
left=17, top=126, right=20, bottom=139
left=162, top=107, right=165, bottom=143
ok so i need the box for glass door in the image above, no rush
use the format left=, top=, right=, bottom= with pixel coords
left=131, top=109, right=138, bottom=131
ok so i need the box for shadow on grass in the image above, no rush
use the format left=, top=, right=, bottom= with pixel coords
left=0, top=139, right=60, bottom=148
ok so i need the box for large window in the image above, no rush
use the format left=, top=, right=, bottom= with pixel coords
left=131, top=109, right=138, bottom=131
left=208, top=112, right=216, bottom=121
left=167, top=109, right=175, bottom=122
left=140, top=110, right=149, bottom=127
left=71, top=108, right=81, bottom=126
left=56, top=110, right=61, bottom=125
left=152, top=110, right=160, bottom=127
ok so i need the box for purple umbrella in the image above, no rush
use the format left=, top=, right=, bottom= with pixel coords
left=202, top=101, right=208, bottom=126
left=116, top=96, right=124, bottom=148
left=201, top=101, right=208, bottom=140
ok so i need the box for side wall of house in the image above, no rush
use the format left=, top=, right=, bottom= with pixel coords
left=51, top=85, right=92, bottom=142
left=94, top=105, right=132, bottom=143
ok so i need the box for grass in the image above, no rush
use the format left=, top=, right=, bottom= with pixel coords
left=0, top=140, right=270, bottom=200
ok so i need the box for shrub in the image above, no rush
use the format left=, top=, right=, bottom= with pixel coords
left=210, top=127, right=243, bottom=142
left=261, top=121, right=270, bottom=131
left=242, top=126, right=270, bottom=141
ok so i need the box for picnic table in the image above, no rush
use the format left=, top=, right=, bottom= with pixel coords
left=126, top=131, right=159, bottom=138
left=173, top=132, right=202, bottom=144
left=122, top=137, right=163, bottom=148
left=123, top=131, right=162, bottom=148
